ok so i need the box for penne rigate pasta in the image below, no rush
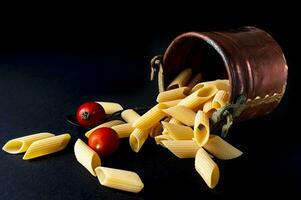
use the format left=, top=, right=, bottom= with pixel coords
left=2, top=65, right=245, bottom=193
left=129, top=128, right=150, bottom=153
left=204, top=135, right=243, bottom=160
left=195, top=148, right=220, bottom=189
left=168, top=118, right=183, bottom=125
left=74, top=139, right=101, bottom=176
left=111, top=123, right=135, bottom=138
left=202, top=100, right=212, bottom=113
left=194, top=111, right=210, bottom=147
left=161, top=118, right=171, bottom=135
left=2, top=132, right=55, bottom=154
left=162, top=129, right=168, bottom=135
left=202, top=99, right=217, bottom=118
left=212, top=90, right=229, bottom=109
left=85, top=120, right=125, bottom=138
left=163, top=116, right=171, bottom=122
left=156, top=87, right=190, bottom=103
left=167, top=68, right=192, bottom=90
left=178, top=85, right=218, bottom=110
left=162, top=99, right=182, bottom=107
left=161, top=122, right=193, bottom=140
left=133, top=103, right=168, bottom=130
left=95, top=166, right=144, bottom=193
left=162, top=105, right=196, bottom=127
left=154, top=135, right=173, bottom=146
left=191, top=79, right=229, bottom=93
left=149, top=123, right=163, bottom=138
left=162, top=140, right=200, bottom=158
left=23, top=134, right=71, bottom=160
left=121, top=109, right=141, bottom=123
left=187, top=73, right=202, bottom=88
left=96, top=101, right=123, bottom=114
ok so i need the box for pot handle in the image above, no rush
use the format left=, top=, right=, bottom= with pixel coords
left=211, top=95, right=247, bottom=137
left=150, top=55, right=165, bottom=93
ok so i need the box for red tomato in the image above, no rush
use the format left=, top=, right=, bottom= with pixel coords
left=76, top=102, right=105, bottom=128
left=88, top=127, right=120, bottom=156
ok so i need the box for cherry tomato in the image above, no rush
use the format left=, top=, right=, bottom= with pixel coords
left=76, top=102, right=105, bottom=128
left=88, top=127, right=120, bottom=156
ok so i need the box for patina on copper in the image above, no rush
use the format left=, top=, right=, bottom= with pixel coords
left=152, top=27, right=288, bottom=126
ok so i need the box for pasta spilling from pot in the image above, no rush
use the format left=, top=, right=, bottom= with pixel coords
left=3, top=68, right=242, bottom=193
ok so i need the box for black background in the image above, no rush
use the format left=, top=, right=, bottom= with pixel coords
left=0, top=6, right=299, bottom=200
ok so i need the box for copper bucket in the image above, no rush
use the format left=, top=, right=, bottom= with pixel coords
left=150, top=26, right=288, bottom=137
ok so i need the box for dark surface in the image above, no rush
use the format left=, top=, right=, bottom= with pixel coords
left=0, top=9, right=299, bottom=200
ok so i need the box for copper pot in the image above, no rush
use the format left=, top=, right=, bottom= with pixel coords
left=150, top=26, right=288, bottom=136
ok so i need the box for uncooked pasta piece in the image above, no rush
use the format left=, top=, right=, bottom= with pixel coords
left=111, top=123, right=135, bottom=138
left=168, top=118, right=183, bottom=125
left=194, top=111, right=210, bottom=147
left=203, top=135, right=243, bottom=160
left=23, top=134, right=71, bottom=160
left=156, top=87, right=190, bottom=103
left=2, top=132, right=54, bottom=154
left=212, top=90, right=229, bottom=109
left=162, top=140, right=199, bottom=158
left=121, top=109, right=141, bottom=123
left=191, top=79, right=229, bottom=93
left=195, top=148, right=220, bottom=189
left=187, top=73, right=202, bottom=88
left=178, top=85, right=218, bottom=110
left=74, top=139, right=101, bottom=176
left=154, top=135, right=173, bottom=146
left=202, top=99, right=216, bottom=118
left=167, top=68, right=192, bottom=90
left=162, top=129, right=168, bottom=135
left=162, top=106, right=196, bottom=126
left=149, top=123, right=163, bottom=138
left=96, top=102, right=123, bottom=114
left=85, top=120, right=125, bottom=138
left=133, top=103, right=168, bottom=130
left=161, top=121, right=193, bottom=140
left=95, top=166, right=144, bottom=193
left=129, top=128, right=150, bottom=153
left=162, top=99, right=182, bottom=107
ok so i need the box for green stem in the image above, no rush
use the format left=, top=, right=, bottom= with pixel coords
left=82, top=111, right=90, bottom=120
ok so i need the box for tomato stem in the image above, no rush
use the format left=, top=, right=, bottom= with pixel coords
left=82, top=111, right=90, bottom=120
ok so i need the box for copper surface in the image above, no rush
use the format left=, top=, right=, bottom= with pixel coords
left=161, top=27, right=288, bottom=121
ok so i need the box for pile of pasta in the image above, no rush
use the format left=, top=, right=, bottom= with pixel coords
left=2, top=133, right=71, bottom=160
left=2, top=68, right=243, bottom=193
left=84, top=68, right=243, bottom=190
